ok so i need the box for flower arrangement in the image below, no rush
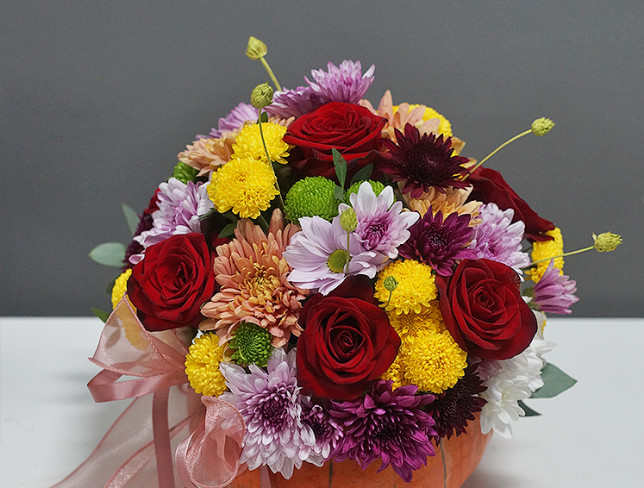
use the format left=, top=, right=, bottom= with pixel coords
left=74, top=36, right=622, bottom=488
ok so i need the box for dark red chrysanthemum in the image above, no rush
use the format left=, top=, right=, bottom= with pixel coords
left=381, top=124, right=470, bottom=198
left=426, top=363, right=487, bottom=440
left=398, top=207, right=477, bottom=276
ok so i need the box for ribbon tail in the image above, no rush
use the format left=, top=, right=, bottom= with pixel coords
left=153, top=389, right=175, bottom=488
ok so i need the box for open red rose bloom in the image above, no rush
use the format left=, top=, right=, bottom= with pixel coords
left=68, top=46, right=589, bottom=488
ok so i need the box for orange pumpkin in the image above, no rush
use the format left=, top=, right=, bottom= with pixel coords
left=227, top=413, right=489, bottom=488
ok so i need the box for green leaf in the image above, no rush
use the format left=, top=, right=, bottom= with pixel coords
left=350, top=163, right=373, bottom=186
left=91, top=307, right=110, bottom=323
left=531, top=363, right=577, bottom=399
left=89, top=242, right=127, bottom=267
left=122, top=203, right=139, bottom=235
left=334, top=185, right=345, bottom=201
left=218, top=222, right=237, bottom=238
left=332, top=149, right=347, bottom=187
left=260, top=111, right=269, bottom=123
left=518, top=400, right=541, bottom=417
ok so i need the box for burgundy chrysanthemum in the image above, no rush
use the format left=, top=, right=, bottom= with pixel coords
left=381, top=124, right=470, bottom=199
left=329, top=381, right=437, bottom=483
left=426, top=363, right=487, bottom=440
left=399, top=207, right=477, bottom=276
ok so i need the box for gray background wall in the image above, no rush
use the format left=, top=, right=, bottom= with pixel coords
left=1, top=1, right=642, bottom=317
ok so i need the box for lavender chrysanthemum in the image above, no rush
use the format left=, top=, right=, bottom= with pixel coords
left=209, top=102, right=258, bottom=138
left=381, top=124, right=470, bottom=199
left=426, top=363, right=487, bottom=440
left=329, top=381, right=437, bottom=483
left=219, top=348, right=316, bottom=478
left=131, top=178, right=213, bottom=262
left=531, top=260, right=579, bottom=314
left=283, top=215, right=386, bottom=295
left=301, top=401, right=344, bottom=466
left=470, top=203, right=531, bottom=274
left=306, top=60, right=375, bottom=105
left=341, top=181, right=419, bottom=260
left=399, top=207, right=476, bottom=276
left=266, top=86, right=324, bottom=119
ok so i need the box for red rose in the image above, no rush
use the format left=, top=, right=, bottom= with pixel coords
left=283, top=101, right=387, bottom=181
left=468, top=167, right=555, bottom=242
left=296, top=276, right=400, bottom=400
left=436, top=259, right=537, bottom=360
left=127, top=233, right=216, bottom=331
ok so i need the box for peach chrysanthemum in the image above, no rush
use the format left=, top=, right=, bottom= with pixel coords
left=404, top=185, right=482, bottom=226
left=178, top=133, right=237, bottom=176
left=200, top=209, right=308, bottom=348
left=360, top=90, right=439, bottom=142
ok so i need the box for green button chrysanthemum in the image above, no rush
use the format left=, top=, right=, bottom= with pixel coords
left=284, top=176, right=339, bottom=224
left=345, top=179, right=386, bottom=203
left=229, top=322, right=273, bottom=367
left=172, top=161, right=199, bottom=183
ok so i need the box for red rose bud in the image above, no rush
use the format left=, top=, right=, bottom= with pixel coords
left=283, top=101, right=386, bottom=182
left=436, top=259, right=537, bottom=360
left=296, top=276, right=400, bottom=400
left=127, top=233, right=216, bottom=331
left=468, top=167, right=555, bottom=242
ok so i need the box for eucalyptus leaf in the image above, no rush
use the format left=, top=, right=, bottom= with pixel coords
left=91, top=307, right=110, bottom=323
left=332, top=148, right=347, bottom=187
left=122, top=203, right=139, bottom=235
left=218, top=222, right=237, bottom=238
left=531, top=363, right=577, bottom=399
left=518, top=400, right=541, bottom=417
left=89, top=242, right=127, bottom=267
left=350, top=163, right=373, bottom=186
left=334, top=185, right=345, bottom=201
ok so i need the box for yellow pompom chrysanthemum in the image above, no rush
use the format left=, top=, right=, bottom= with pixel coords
left=111, top=268, right=133, bottom=309
left=528, top=227, right=564, bottom=283
left=375, top=259, right=437, bottom=315
left=400, top=329, right=467, bottom=394
left=380, top=354, right=405, bottom=389
left=388, top=302, right=445, bottom=345
left=207, top=157, right=279, bottom=219
left=232, top=122, right=290, bottom=165
left=185, top=333, right=227, bottom=397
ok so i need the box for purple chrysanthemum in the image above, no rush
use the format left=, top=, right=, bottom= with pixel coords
left=399, top=208, right=476, bottom=276
left=283, top=215, right=386, bottom=295
left=341, top=181, right=419, bottom=260
left=531, top=260, right=579, bottom=314
left=306, top=60, right=375, bottom=105
left=469, top=203, right=531, bottom=274
left=426, top=363, right=487, bottom=440
left=208, top=102, right=258, bottom=138
left=131, top=178, right=213, bottom=263
left=329, top=381, right=437, bottom=483
left=219, top=348, right=316, bottom=478
left=266, top=60, right=374, bottom=119
left=301, top=401, right=344, bottom=466
left=381, top=124, right=470, bottom=199
left=266, top=86, right=324, bottom=119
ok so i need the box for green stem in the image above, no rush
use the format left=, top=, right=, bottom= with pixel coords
left=386, top=290, right=393, bottom=309
left=462, top=129, right=532, bottom=180
left=525, top=245, right=595, bottom=268
left=259, top=57, right=282, bottom=92
left=344, top=232, right=351, bottom=273
left=256, top=214, right=270, bottom=233
left=257, top=113, right=285, bottom=210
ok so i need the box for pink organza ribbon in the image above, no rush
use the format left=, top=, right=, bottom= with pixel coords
left=51, top=297, right=247, bottom=488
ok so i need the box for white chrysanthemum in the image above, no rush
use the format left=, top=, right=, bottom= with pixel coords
left=469, top=203, right=530, bottom=275
left=219, top=348, right=316, bottom=479
left=131, top=178, right=213, bottom=263
left=478, top=339, right=547, bottom=438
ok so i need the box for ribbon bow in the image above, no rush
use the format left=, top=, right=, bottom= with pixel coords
left=52, top=297, right=246, bottom=488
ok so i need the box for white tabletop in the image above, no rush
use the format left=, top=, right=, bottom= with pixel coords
left=1, top=317, right=643, bottom=487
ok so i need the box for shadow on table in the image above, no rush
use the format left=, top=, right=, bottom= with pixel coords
left=463, top=469, right=524, bottom=488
